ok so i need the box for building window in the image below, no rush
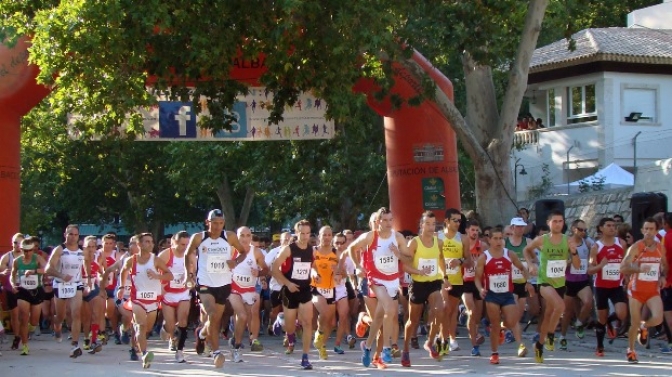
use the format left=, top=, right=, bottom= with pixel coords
left=566, top=84, right=597, bottom=124
left=547, top=88, right=555, bottom=127
left=622, top=86, right=657, bottom=123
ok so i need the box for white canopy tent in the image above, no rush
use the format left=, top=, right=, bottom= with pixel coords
left=551, top=163, right=634, bottom=195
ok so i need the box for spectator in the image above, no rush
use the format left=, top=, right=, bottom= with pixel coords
left=516, top=116, right=528, bottom=131
left=535, top=118, right=545, bottom=129
left=617, top=223, right=634, bottom=247
left=613, top=214, right=624, bottom=224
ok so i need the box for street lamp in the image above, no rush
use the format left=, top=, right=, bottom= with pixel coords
left=514, top=158, right=528, bottom=198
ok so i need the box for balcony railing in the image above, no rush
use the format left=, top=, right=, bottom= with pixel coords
left=514, top=130, right=539, bottom=147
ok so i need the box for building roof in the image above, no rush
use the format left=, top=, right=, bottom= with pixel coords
left=530, top=28, right=672, bottom=74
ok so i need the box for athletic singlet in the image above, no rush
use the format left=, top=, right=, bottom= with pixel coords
left=593, top=240, right=624, bottom=288
left=463, top=238, right=483, bottom=282
left=55, top=245, right=85, bottom=287
left=196, top=231, right=233, bottom=287
left=82, top=260, right=101, bottom=289
left=312, top=247, right=338, bottom=289
left=102, top=250, right=119, bottom=291
left=483, top=249, right=514, bottom=294
left=116, top=255, right=133, bottom=299
left=232, top=247, right=259, bottom=293
left=537, top=234, right=569, bottom=288
left=265, top=246, right=282, bottom=292
left=505, top=237, right=528, bottom=284
left=16, top=254, right=41, bottom=290
left=362, top=232, right=400, bottom=282
left=411, top=236, right=442, bottom=282
left=566, top=239, right=590, bottom=282
left=628, top=242, right=663, bottom=294
left=442, top=232, right=464, bottom=285
left=130, top=254, right=162, bottom=303
left=281, top=242, right=313, bottom=288
left=164, top=248, right=188, bottom=293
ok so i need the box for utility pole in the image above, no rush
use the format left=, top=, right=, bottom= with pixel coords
left=566, top=145, right=574, bottom=195
left=633, top=131, right=642, bottom=187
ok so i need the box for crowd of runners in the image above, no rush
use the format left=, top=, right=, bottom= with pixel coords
left=0, top=207, right=670, bottom=370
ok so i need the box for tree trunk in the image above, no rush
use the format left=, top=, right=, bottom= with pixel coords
left=237, top=187, right=255, bottom=228
left=215, top=176, right=237, bottom=231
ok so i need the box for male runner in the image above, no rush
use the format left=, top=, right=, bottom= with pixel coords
left=0, top=233, right=24, bottom=350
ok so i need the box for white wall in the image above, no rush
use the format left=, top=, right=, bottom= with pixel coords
left=628, top=1, right=672, bottom=29
left=635, top=158, right=672, bottom=210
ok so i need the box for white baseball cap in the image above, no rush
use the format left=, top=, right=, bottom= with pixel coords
left=510, top=217, right=527, bottom=226
left=207, top=209, right=225, bottom=221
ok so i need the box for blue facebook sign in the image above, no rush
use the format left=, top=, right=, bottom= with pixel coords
left=159, top=101, right=197, bottom=138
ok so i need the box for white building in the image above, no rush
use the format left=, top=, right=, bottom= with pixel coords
left=513, top=1, right=672, bottom=200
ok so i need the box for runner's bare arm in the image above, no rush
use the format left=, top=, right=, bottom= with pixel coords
left=620, top=242, right=642, bottom=274
left=45, top=246, right=64, bottom=279
left=473, top=254, right=487, bottom=296
left=184, top=232, right=203, bottom=276
left=587, top=243, right=606, bottom=274
left=152, top=257, right=174, bottom=281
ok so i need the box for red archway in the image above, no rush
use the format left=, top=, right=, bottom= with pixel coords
left=0, top=39, right=459, bottom=250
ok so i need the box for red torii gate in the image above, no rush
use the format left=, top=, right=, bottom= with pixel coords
left=0, top=38, right=459, bottom=250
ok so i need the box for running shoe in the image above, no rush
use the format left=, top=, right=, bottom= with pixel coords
left=471, top=346, right=481, bottom=356
left=424, top=341, right=440, bottom=360
left=490, top=352, right=500, bottom=365
left=355, top=312, right=369, bottom=338
left=301, top=354, right=313, bottom=370
left=12, top=336, right=20, bottom=350
left=214, top=350, right=225, bottom=367
left=626, top=348, right=638, bottom=364
left=129, top=348, right=139, bottom=361
left=638, top=324, right=648, bottom=346
left=121, top=331, right=131, bottom=345
left=411, top=337, right=420, bottom=350
left=391, top=343, right=401, bottom=358
left=606, top=323, right=617, bottom=340
left=371, top=355, right=387, bottom=369
left=544, top=337, right=554, bottom=351
left=559, top=338, right=567, bottom=351
left=195, top=327, right=207, bottom=355
left=439, top=339, right=449, bottom=356
left=518, top=343, right=528, bottom=357
left=70, top=345, right=83, bottom=358
left=175, top=350, right=186, bottom=363
left=449, top=339, right=460, bottom=352
left=334, top=346, right=345, bottom=354
left=272, top=317, right=283, bottom=336
left=83, top=338, right=91, bottom=351
left=661, top=344, right=672, bottom=354
left=314, top=331, right=325, bottom=350
left=232, top=348, right=243, bottom=363
left=401, top=351, right=411, bottom=367
left=20, top=344, right=29, bottom=356
left=318, top=346, right=328, bottom=360
left=499, top=329, right=506, bottom=345
left=347, top=334, right=357, bottom=349
left=88, top=341, right=102, bottom=354
left=576, top=324, right=585, bottom=339
left=169, top=337, right=176, bottom=351
left=248, top=339, right=261, bottom=352
left=361, top=341, right=372, bottom=367
left=142, top=351, right=154, bottom=369
left=595, top=347, right=604, bottom=357
left=505, top=330, right=515, bottom=344
left=114, top=332, right=121, bottom=345
left=382, top=347, right=393, bottom=363
left=532, top=332, right=540, bottom=343
left=534, top=341, right=544, bottom=363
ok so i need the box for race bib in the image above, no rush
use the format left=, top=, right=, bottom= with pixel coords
left=445, top=258, right=460, bottom=275
left=317, top=287, right=334, bottom=299
left=169, top=273, right=185, bottom=289
left=638, top=263, right=659, bottom=282
left=374, top=255, right=398, bottom=275
left=489, top=274, right=510, bottom=293
left=463, top=266, right=475, bottom=279
left=207, top=254, right=228, bottom=273
left=512, top=262, right=527, bottom=281
left=546, top=260, right=566, bottom=278
left=403, top=273, right=412, bottom=284
left=570, top=259, right=588, bottom=275
left=58, top=282, right=77, bottom=299
left=291, top=262, right=311, bottom=280
left=234, top=274, right=256, bottom=288
left=20, top=274, right=39, bottom=289
left=136, top=290, right=157, bottom=301
left=602, top=263, right=621, bottom=281
left=417, top=258, right=438, bottom=275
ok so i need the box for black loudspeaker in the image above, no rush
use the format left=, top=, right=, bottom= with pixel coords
left=630, top=192, right=668, bottom=241
left=535, top=199, right=566, bottom=232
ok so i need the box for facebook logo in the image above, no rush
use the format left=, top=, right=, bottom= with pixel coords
left=159, top=101, right=197, bottom=138
left=214, top=102, right=248, bottom=138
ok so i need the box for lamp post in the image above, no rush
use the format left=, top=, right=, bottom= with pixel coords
left=633, top=131, right=642, bottom=186
left=514, top=160, right=528, bottom=199
left=566, top=145, right=575, bottom=195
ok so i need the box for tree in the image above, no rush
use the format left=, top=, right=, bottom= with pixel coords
left=1, top=0, right=657, bottom=227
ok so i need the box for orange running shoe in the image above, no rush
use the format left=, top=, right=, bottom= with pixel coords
left=355, top=312, right=369, bottom=338
left=490, top=353, right=500, bottom=364
left=371, top=355, right=387, bottom=369
left=638, top=324, right=649, bottom=346
left=595, top=347, right=604, bottom=357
